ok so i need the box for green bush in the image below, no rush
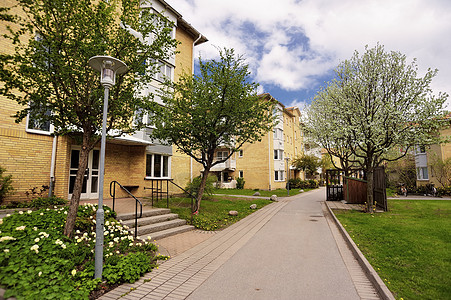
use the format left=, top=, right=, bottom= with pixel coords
left=30, top=196, right=67, bottom=208
left=236, top=177, right=245, bottom=189
left=0, top=203, right=162, bottom=299
left=288, top=178, right=318, bottom=189
left=0, top=166, right=14, bottom=205
left=186, top=175, right=217, bottom=198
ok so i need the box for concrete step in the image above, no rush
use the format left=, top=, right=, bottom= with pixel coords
left=122, top=213, right=179, bottom=228
left=117, top=208, right=171, bottom=221
left=137, top=219, right=187, bottom=236
left=140, top=225, right=195, bottom=241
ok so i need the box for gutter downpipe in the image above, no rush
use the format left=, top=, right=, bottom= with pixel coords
left=190, top=34, right=202, bottom=182
left=48, top=135, right=58, bottom=197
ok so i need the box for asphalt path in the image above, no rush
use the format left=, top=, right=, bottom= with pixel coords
left=187, top=188, right=360, bottom=300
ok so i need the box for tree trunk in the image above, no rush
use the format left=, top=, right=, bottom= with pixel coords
left=195, top=168, right=210, bottom=213
left=63, top=144, right=90, bottom=238
left=366, top=168, right=374, bottom=213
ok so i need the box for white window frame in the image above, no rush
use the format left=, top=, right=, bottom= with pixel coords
left=416, top=167, right=429, bottom=180
left=239, top=149, right=243, bottom=157
left=145, top=153, right=171, bottom=179
left=216, top=151, right=229, bottom=161
left=239, top=170, right=244, bottom=178
left=26, top=105, right=53, bottom=135
left=274, top=170, right=284, bottom=181
left=274, top=149, right=283, bottom=160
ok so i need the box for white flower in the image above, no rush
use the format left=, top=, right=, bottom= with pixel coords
left=6, top=214, right=10, bottom=217
left=39, top=232, right=49, bottom=238
left=77, top=238, right=82, bottom=243
left=113, top=237, right=119, bottom=243
left=19, top=211, right=23, bottom=215
left=38, top=271, right=42, bottom=276
left=27, top=210, right=32, bottom=214
left=15, top=226, right=26, bottom=231
left=40, top=213, right=44, bottom=216
left=116, top=251, right=120, bottom=254
left=33, top=227, right=38, bottom=231
left=104, top=230, right=109, bottom=235
left=129, top=243, right=133, bottom=247
left=76, top=230, right=80, bottom=234
left=34, top=237, right=40, bottom=243
left=105, top=221, right=110, bottom=226
left=4, top=249, right=9, bottom=253
left=30, top=244, right=39, bottom=253
left=64, top=211, right=67, bottom=215
left=71, top=269, right=77, bottom=276
left=55, top=239, right=63, bottom=245
left=61, top=244, right=66, bottom=249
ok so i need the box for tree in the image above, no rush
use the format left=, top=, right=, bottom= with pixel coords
left=292, top=154, right=320, bottom=179
left=430, top=153, right=451, bottom=187
left=149, top=48, right=275, bottom=213
left=0, top=0, right=178, bottom=237
left=305, top=44, right=448, bottom=211
left=385, top=153, right=417, bottom=189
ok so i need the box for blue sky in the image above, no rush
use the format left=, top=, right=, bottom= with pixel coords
left=175, top=0, right=451, bottom=110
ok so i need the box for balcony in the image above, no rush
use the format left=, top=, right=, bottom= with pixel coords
left=210, top=158, right=236, bottom=172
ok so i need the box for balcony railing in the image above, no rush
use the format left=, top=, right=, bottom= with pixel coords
left=211, top=158, right=236, bottom=171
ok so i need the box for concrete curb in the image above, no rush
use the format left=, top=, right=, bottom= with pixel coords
left=325, top=202, right=395, bottom=300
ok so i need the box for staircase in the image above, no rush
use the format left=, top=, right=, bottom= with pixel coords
left=117, top=208, right=194, bottom=241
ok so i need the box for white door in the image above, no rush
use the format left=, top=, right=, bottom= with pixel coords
left=68, top=148, right=100, bottom=199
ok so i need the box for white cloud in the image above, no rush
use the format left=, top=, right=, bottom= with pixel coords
left=174, top=0, right=451, bottom=108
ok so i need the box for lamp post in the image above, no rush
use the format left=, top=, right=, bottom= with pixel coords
left=88, top=56, right=128, bottom=279
left=285, top=157, right=290, bottom=196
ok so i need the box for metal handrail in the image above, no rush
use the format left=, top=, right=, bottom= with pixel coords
left=109, top=181, right=142, bottom=238
left=144, top=179, right=197, bottom=220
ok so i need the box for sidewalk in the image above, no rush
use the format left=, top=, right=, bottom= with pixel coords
left=100, top=188, right=385, bottom=300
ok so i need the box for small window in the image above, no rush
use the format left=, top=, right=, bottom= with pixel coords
left=239, top=149, right=243, bottom=157
left=417, top=167, right=429, bottom=180
left=146, top=154, right=170, bottom=178
left=26, top=103, right=52, bottom=134
left=239, top=170, right=244, bottom=178
left=274, top=170, right=284, bottom=181
left=274, top=150, right=279, bottom=160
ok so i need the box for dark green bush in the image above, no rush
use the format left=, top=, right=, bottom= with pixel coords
left=236, top=177, right=245, bottom=189
left=288, top=178, right=318, bottom=189
left=0, top=166, right=14, bottom=205
left=30, top=196, right=67, bottom=208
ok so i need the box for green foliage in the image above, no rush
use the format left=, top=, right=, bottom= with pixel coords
left=288, top=179, right=318, bottom=189
left=305, top=44, right=448, bottom=209
left=385, top=154, right=417, bottom=189
left=0, top=166, right=14, bottom=204
left=24, top=185, right=49, bottom=200
left=292, top=154, right=321, bottom=178
left=30, top=196, right=67, bottom=208
left=150, top=48, right=275, bottom=206
left=236, top=177, right=245, bottom=189
left=0, top=203, right=162, bottom=299
left=186, top=175, right=217, bottom=198
left=335, top=200, right=451, bottom=300
left=429, top=153, right=451, bottom=187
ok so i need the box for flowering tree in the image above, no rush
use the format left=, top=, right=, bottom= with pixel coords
left=305, top=44, right=448, bottom=211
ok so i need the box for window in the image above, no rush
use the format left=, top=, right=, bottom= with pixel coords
left=146, top=154, right=170, bottom=178
left=216, top=151, right=228, bottom=161
left=239, top=149, right=243, bottom=157
left=274, top=170, right=284, bottom=181
left=274, top=149, right=283, bottom=160
left=26, top=103, right=52, bottom=134
left=239, top=170, right=244, bottom=178
left=417, top=167, right=429, bottom=180
left=149, top=59, right=173, bottom=82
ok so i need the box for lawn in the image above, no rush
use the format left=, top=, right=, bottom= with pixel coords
left=153, top=195, right=272, bottom=231
left=334, top=200, right=451, bottom=300
left=212, top=187, right=313, bottom=197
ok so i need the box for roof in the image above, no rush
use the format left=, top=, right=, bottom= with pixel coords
left=258, top=93, right=302, bottom=117
left=155, top=0, right=208, bottom=45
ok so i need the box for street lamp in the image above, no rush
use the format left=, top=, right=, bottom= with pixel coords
left=285, top=157, right=290, bottom=196
left=88, top=56, right=128, bottom=279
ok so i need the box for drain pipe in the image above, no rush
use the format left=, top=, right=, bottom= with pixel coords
left=190, top=34, right=202, bottom=182
left=48, top=135, right=58, bottom=197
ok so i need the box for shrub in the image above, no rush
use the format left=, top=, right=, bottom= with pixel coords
left=236, top=177, right=245, bottom=189
left=30, top=196, right=67, bottom=209
left=186, top=175, right=217, bottom=198
left=288, top=178, right=318, bottom=189
left=0, top=166, right=14, bottom=205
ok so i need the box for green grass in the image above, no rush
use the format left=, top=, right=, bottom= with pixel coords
left=153, top=195, right=272, bottom=231
left=334, top=200, right=451, bottom=300
left=212, top=188, right=313, bottom=197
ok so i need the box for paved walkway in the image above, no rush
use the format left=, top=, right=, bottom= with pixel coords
left=99, top=188, right=385, bottom=300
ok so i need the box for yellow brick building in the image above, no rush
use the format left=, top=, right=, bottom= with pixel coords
left=0, top=0, right=207, bottom=203
left=205, top=93, right=305, bottom=190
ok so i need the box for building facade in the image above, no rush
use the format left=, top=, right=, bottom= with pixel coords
left=0, top=0, right=207, bottom=203
left=207, top=94, right=305, bottom=190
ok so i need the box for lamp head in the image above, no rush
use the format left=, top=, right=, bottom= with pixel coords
left=88, top=56, right=128, bottom=88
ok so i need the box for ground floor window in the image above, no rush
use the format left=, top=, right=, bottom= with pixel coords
left=239, top=170, right=244, bottom=178
left=274, top=170, right=284, bottom=181
left=416, top=167, right=428, bottom=180
left=146, top=154, right=170, bottom=178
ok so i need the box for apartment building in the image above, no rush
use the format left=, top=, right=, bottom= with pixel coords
left=414, top=117, right=451, bottom=187
left=0, top=0, right=206, bottom=202
left=209, top=93, right=305, bottom=190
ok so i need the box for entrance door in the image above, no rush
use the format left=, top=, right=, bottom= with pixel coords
left=68, top=148, right=100, bottom=199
